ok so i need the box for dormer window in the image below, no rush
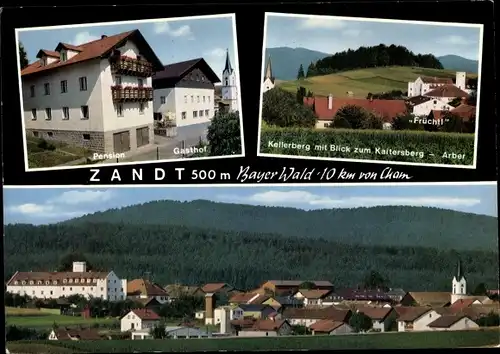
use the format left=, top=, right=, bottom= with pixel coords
left=37, top=281, right=42, bottom=285
left=21, top=281, right=26, bottom=285
left=40, top=58, right=47, bottom=66
left=63, top=279, right=67, bottom=284
left=45, top=281, right=50, bottom=285
left=60, top=51, right=67, bottom=62
left=69, top=279, right=73, bottom=283
left=75, top=278, right=79, bottom=283
left=14, top=281, right=19, bottom=285
left=53, top=280, right=58, bottom=285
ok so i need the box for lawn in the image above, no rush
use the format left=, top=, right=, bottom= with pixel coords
left=8, top=329, right=500, bottom=353
left=26, top=136, right=94, bottom=168
left=278, top=66, right=478, bottom=98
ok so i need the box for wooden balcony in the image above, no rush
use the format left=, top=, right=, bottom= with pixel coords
left=111, top=86, right=153, bottom=102
left=110, top=56, right=153, bottom=77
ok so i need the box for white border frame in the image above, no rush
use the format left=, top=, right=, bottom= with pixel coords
left=15, top=13, right=245, bottom=172
left=256, top=12, right=484, bottom=169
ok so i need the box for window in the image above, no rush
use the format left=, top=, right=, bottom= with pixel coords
left=62, top=107, right=70, bottom=120
left=47, top=132, right=53, bottom=138
left=184, top=95, right=187, bottom=103
left=60, top=80, right=68, bottom=93
left=201, top=76, right=205, bottom=82
left=199, top=110, right=203, bottom=117
left=82, top=287, right=85, bottom=291
left=75, top=279, right=79, bottom=283
left=79, top=76, right=87, bottom=91
left=45, top=108, right=52, bottom=120
left=136, top=55, right=142, bottom=61
left=160, top=96, right=166, bottom=104
left=191, top=95, right=194, bottom=103
left=203, top=96, right=206, bottom=103
left=433, top=100, right=437, bottom=104
left=62, top=287, right=65, bottom=291
left=63, top=279, right=67, bottom=284
left=31, top=109, right=37, bottom=120
left=205, top=109, right=209, bottom=117
left=139, top=103, right=144, bottom=114
left=116, top=103, right=123, bottom=117
left=196, top=74, right=199, bottom=81
left=115, top=75, right=122, bottom=85
left=30, top=85, right=36, bottom=97
left=225, top=79, right=228, bottom=86
left=138, top=78, right=143, bottom=87
left=81, top=105, right=89, bottom=119
left=70, top=287, right=72, bottom=291
left=60, top=51, right=67, bottom=61
left=101, top=287, right=104, bottom=291
left=193, top=110, right=198, bottom=118
left=181, top=112, right=186, bottom=120
left=197, top=95, right=200, bottom=103
left=50, top=291, right=53, bottom=295
left=44, top=83, right=51, bottom=95
left=208, top=96, right=211, bottom=103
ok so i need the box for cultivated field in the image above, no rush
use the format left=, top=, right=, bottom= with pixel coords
left=6, top=307, right=118, bottom=329
left=26, top=136, right=93, bottom=168
left=277, top=66, right=478, bottom=98
left=8, top=330, right=500, bottom=353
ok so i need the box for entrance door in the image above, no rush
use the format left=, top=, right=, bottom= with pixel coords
left=113, top=131, right=131, bottom=153
left=136, top=127, right=150, bottom=147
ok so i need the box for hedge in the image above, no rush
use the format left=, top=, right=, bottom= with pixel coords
left=260, top=127, right=475, bottom=165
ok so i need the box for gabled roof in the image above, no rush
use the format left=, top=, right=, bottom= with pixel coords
left=229, top=292, right=259, bottom=304
left=127, top=279, right=168, bottom=297
left=22, top=29, right=163, bottom=77
left=310, top=319, right=347, bottom=333
left=282, top=307, right=351, bottom=322
left=427, top=315, right=472, bottom=328
left=248, top=294, right=270, bottom=305
left=7, top=270, right=109, bottom=286
left=52, top=327, right=103, bottom=340
left=223, top=49, right=233, bottom=74
left=420, top=76, right=454, bottom=84
left=304, top=96, right=407, bottom=122
left=129, top=308, right=161, bottom=321
left=248, top=319, right=287, bottom=331
left=264, top=280, right=334, bottom=287
left=133, top=297, right=162, bottom=307
left=407, top=95, right=432, bottom=106
left=36, top=49, right=60, bottom=58
left=449, top=298, right=476, bottom=310
left=395, top=306, right=434, bottom=322
left=424, top=84, right=469, bottom=98
left=357, top=306, right=394, bottom=321
left=201, top=282, right=232, bottom=293
left=297, top=289, right=332, bottom=299
left=239, top=304, right=272, bottom=312
left=405, top=292, right=451, bottom=306
left=152, top=58, right=221, bottom=85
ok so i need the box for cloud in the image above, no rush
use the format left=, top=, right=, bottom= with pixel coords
left=154, top=22, right=194, bottom=39
left=6, top=203, right=86, bottom=219
left=436, top=35, right=473, bottom=46
left=216, top=190, right=481, bottom=209
left=71, top=31, right=100, bottom=45
left=48, top=190, right=114, bottom=205
left=299, top=18, right=346, bottom=30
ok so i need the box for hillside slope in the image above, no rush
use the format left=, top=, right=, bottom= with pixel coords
left=265, top=47, right=330, bottom=81
left=278, top=66, right=476, bottom=98
left=62, top=200, right=497, bottom=251
left=438, top=55, right=479, bottom=73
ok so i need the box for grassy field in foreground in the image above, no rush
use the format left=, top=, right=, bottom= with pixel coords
left=278, top=66, right=478, bottom=98
left=260, top=127, right=475, bottom=166
left=26, top=136, right=93, bottom=168
left=8, top=330, right=500, bottom=353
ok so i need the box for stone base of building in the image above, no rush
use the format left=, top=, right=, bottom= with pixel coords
left=26, top=123, right=155, bottom=157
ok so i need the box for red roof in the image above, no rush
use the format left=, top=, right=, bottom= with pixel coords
left=201, top=283, right=230, bottom=293
left=429, top=103, right=476, bottom=121
left=357, top=306, right=394, bottom=320
left=424, top=84, right=469, bottom=98
left=310, top=319, right=346, bottom=333
left=250, top=319, right=287, bottom=331
left=130, top=308, right=160, bottom=321
left=230, top=292, right=258, bottom=304
left=304, top=96, right=407, bottom=122
left=450, top=299, right=476, bottom=310
left=37, top=49, right=60, bottom=58
left=421, top=76, right=453, bottom=84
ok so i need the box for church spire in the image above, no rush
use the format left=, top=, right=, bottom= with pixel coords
left=265, top=55, right=273, bottom=80
left=457, top=259, right=464, bottom=280
left=224, top=49, right=233, bottom=74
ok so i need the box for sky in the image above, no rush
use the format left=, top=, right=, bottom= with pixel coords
left=3, top=184, right=497, bottom=225
left=17, top=15, right=237, bottom=83
left=265, top=14, right=483, bottom=61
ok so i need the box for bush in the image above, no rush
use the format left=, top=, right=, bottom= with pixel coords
left=37, top=139, right=56, bottom=151
left=260, top=127, right=475, bottom=165
left=206, top=111, right=242, bottom=156
left=262, top=88, right=316, bottom=128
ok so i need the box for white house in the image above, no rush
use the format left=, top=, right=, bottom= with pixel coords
left=407, top=72, right=470, bottom=98
left=21, top=30, right=164, bottom=156
left=126, top=278, right=170, bottom=304
left=412, top=97, right=454, bottom=116
left=120, top=308, right=161, bottom=332
left=294, top=289, right=332, bottom=306
left=396, top=307, right=442, bottom=332
left=427, top=315, right=479, bottom=331
left=310, top=320, right=353, bottom=335
left=357, top=307, right=396, bottom=332
left=6, top=261, right=127, bottom=301
left=213, top=305, right=244, bottom=324
left=152, top=58, right=220, bottom=128
left=262, top=55, right=275, bottom=94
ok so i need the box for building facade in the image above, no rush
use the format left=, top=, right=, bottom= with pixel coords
left=451, top=260, right=468, bottom=304
left=120, top=309, right=161, bottom=332
left=407, top=72, right=471, bottom=98
left=21, top=30, right=164, bottom=156
left=6, top=261, right=127, bottom=301
left=262, top=56, right=275, bottom=93
left=152, top=58, right=220, bottom=128
left=220, top=50, right=239, bottom=112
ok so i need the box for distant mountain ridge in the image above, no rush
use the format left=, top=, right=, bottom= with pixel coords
left=62, top=199, right=497, bottom=251
left=266, top=47, right=478, bottom=80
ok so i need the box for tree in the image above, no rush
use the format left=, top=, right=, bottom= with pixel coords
left=57, top=252, right=93, bottom=272
left=206, top=111, right=241, bottom=156
left=151, top=321, right=167, bottom=339
left=261, top=88, right=317, bottom=128
left=363, top=270, right=388, bottom=290
left=476, top=312, right=500, bottom=327
left=441, top=112, right=465, bottom=133
left=19, top=42, right=29, bottom=70
left=472, top=283, right=488, bottom=296
left=360, top=112, right=384, bottom=130
left=296, top=86, right=306, bottom=104
left=332, top=105, right=373, bottom=130
left=299, top=281, right=316, bottom=290
left=297, top=64, right=305, bottom=80
left=391, top=113, right=423, bottom=131
left=349, top=312, right=373, bottom=333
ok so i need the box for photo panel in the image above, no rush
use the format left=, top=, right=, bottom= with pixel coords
left=16, top=14, right=244, bottom=172
left=258, top=13, right=484, bottom=169
left=3, top=183, right=499, bottom=350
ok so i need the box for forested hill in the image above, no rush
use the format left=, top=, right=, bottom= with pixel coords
left=60, top=200, right=497, bottom=251
left=4, top=222, right=498, bottom=291
left=306, top=44, right=443, bottom=77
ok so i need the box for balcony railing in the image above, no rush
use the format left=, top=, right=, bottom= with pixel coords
left=111, top=85, right=153, bottom=102
left=110, top=56, right=153, bottom=77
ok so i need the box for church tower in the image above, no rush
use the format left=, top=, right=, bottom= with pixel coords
left=262, top=55, right=275, bottom=93
left=221, top=49, right=238, bottom=112
left=451, top=259, right=467, bottom=304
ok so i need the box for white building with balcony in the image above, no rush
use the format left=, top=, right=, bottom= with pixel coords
left=20, top=29, right=164, bottom=155
left=5, top=261, right=127, bottom=302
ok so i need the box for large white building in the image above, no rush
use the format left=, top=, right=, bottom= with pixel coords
left=6, top=261, right=127, bottom=302
left=407, top=71, right=474, bottom=98
left=262, top=55, right=275, bottom=94
left=21, top=30, right=164, bottom=156
left=152, top=58, right=221, bottom=128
